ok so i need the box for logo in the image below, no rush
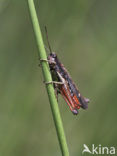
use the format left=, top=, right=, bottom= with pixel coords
left=82, top=144, right=115, bottom=155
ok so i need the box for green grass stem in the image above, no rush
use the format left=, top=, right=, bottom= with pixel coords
left=27, top=0, right=69, bottom=155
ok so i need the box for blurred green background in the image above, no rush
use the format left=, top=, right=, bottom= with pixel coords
left=0, top=0, right=117, bottom=156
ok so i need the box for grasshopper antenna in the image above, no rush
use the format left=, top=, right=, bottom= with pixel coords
left=45, top=26, right=52, bottom=54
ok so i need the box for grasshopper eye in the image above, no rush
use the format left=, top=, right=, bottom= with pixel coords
left=51, top=52, right=57, bottom=58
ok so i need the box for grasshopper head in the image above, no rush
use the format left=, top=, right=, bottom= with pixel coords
left=49, top=52, right=57, bottom=59
left=47, top=52, right=57, bottom=68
